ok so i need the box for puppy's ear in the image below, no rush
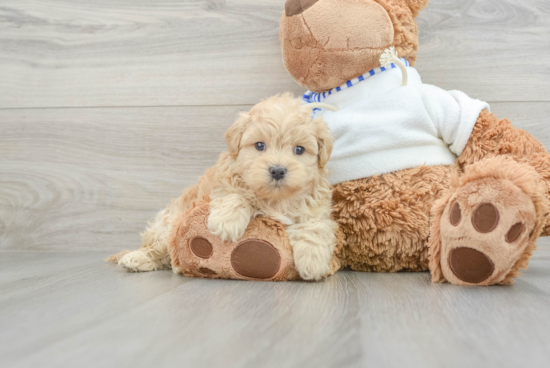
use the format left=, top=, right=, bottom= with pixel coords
left=403, top=0, right=430, bottom=16
left=314, top=118, right=334, bottom=168
left=225, top=112, right=251, bottom=159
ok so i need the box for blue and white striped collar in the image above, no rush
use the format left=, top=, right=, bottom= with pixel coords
left=302, top=58, right=410, bottom=104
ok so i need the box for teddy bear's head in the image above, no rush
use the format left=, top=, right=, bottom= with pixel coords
left=280, top=0, right=429, bottom=92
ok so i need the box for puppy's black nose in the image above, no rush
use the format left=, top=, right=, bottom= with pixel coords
left=285, top=0, right=319, bottom=17
left=269, top=166, right=287, bottom=181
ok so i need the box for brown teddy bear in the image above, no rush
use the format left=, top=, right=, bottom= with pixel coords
left=280, top=0, right=550, bottom=285
left=171, top=0, right=550, bottom=286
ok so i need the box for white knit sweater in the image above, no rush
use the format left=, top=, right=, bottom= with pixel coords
left=306, top=66, right=490, bottom=185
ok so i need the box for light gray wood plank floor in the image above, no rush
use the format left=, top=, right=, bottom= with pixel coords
left=2, top=242, right=550, bottom=368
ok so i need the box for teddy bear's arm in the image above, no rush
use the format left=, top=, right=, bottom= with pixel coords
left=457, top=109, right=550, bottom=235
left=420, top=84, right=489, bottom=157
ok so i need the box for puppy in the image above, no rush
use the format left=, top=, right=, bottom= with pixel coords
left=108, top=94, right=337, bottom=280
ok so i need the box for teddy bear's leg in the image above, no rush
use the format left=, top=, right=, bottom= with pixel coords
left=457, top=110, right=550, bottom=235
left=429, top=157, right=549, bottom=285
left=332, top=165, right=451, bottom=273
left=169, top=202, right=324, bottom=281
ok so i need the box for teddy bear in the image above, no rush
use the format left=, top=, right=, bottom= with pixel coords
left=279, top=0, right=550, bottom=285
left=171, top=0, right=550, bottom=286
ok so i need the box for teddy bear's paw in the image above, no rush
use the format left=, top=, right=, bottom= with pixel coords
left=438, top=177, right=539, bottom=285
left=180, top=235, right=295, bottom=281
left=171, top=203, right=301, bottom=281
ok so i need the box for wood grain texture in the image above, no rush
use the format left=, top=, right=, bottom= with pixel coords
left=0, top=105, right=250, bottom=250
left=416, top=0, right=550, bottom=101
left=491, top=102, right=550, bottom=133
left=0, top=0, right=301, bottom=108
left=1, top=102, right=549, bottom=251
left=1, top=247, right=550, bottom=368
left=0, top=0, right=549, bottom=109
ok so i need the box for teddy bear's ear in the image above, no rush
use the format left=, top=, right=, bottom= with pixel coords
left=403, top=0, right=430, bottom=17
left=224, top=112, right=251, bottom=159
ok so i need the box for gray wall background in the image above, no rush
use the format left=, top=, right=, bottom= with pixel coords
left=1, top=0, right=549, bottom=251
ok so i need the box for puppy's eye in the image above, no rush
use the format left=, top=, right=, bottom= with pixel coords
left=255, top=142, right=266, bottom=151
left=294, top=146, right=305, bottom=155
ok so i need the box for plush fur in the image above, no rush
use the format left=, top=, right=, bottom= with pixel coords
left=280, top=0, right=550, bottom=285
left=107, top=94, right=338, bottom=281
left=330, top=110, right=550, bottom=283
left=280, top=0, right=428, bottom=92
left=332, top=164, right=450, bottom=273
left=428, top=156, right=548, bottom=285
left=456, top=110, right=550, bottom=235
left=330, top=110, right=550, bottom=279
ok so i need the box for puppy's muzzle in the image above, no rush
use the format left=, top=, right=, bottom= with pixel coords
left=269, top=166, right=287, bottom=181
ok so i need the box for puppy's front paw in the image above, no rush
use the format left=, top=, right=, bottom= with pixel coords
left=207, top=194, right=252, bottom=242
left=293, top=242, right=332, bottom=281
left=207, top=216, right=249, bottom=242
left=207, top=205, right=250, bottom=243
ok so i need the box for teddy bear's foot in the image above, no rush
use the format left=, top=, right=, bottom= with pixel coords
left=169, top=202, right=306, bottom=281
left=429, top=157, right=548, bottom=285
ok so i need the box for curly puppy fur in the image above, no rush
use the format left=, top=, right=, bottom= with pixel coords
left=107, top=94, right=337, bottom=281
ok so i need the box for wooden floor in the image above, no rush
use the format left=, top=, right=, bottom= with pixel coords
left=1, top=0, right=550, bottom=367
left=2, top=243, right=550, bottom=368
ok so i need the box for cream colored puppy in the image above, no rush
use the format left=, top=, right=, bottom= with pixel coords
left=109, top=94, right=337, bottom=280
